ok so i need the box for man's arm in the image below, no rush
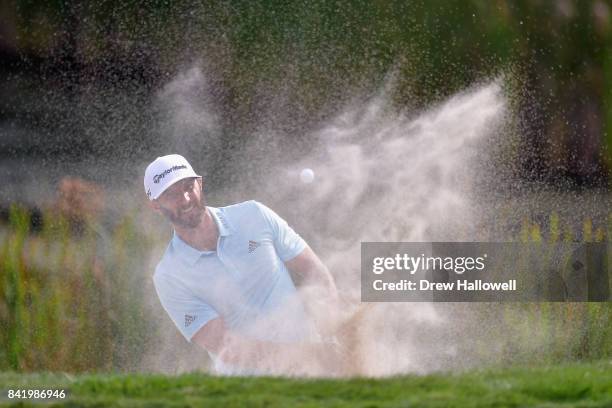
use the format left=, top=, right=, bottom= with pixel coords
left=284, top=245, right=339, bottom=300
left=191, top=317, right=343, bottom=374
left=284, top=245, right=348, bottom=339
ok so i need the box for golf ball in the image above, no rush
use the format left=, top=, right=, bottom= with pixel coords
left=300, top=168, right=315, bottom=183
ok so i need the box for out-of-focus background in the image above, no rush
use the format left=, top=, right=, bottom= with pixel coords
left=1, top=1, right=611, bottom=192
left=0, top=1, right=610, bottom=375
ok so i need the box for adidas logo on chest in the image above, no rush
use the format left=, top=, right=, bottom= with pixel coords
left=248, top=240, right=261, bottom=253
left=184, top=314, right=197, bottom=328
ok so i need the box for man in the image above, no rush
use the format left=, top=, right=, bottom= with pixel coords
left=145, top=154, right=342, bottom=375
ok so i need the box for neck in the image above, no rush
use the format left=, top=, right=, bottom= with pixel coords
left=174, top=207, right=219, bottom=251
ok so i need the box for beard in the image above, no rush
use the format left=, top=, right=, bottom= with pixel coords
left=160, top=197, right=206, bottom=229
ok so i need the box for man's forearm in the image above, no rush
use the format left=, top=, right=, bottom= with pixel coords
left=286, top=246, right=339, bottom=299
left=192, top=317, right=344, bottom=375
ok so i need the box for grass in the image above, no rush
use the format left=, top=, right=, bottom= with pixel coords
left=0, top=361, right=611, bottom=407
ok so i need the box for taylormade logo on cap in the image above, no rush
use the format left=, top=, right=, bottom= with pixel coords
left=153, top=165, right=187, bottom=184
left=144, top=154, right=200, bottom=200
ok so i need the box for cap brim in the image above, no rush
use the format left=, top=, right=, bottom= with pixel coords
left=152, top=173, right=201, bottom=200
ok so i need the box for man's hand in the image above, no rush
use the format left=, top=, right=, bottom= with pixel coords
left=192, top=318, right=343, bottom=376
left=192, top=317, right=351, bottom=376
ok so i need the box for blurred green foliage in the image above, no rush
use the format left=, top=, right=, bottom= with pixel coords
left=0, top=207, right=157, bottom=372
left=0, top=205, right=610, bottom=373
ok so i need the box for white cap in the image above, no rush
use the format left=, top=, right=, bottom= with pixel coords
left=144, top=154, right=200, bottom=200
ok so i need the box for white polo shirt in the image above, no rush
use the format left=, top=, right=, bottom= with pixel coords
left=153, top=200, right=317, bottom=372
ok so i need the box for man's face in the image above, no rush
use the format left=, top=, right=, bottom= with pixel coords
left=153, top=177, right=205, bottom=229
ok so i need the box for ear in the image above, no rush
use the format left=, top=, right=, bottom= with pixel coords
left=147, top=199, right=161, bottom=212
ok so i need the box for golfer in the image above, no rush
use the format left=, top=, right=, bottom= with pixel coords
left=145, top=154, right=341, bottom=375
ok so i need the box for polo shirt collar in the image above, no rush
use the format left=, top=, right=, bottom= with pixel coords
left=171, top=206, right=233, bottom=266
left=208, top=206, right=233, bottom=237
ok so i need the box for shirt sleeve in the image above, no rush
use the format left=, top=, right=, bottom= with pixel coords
left=153, top=271, right=219, bottom=342
left=253, top=201, right=307, bottom=261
